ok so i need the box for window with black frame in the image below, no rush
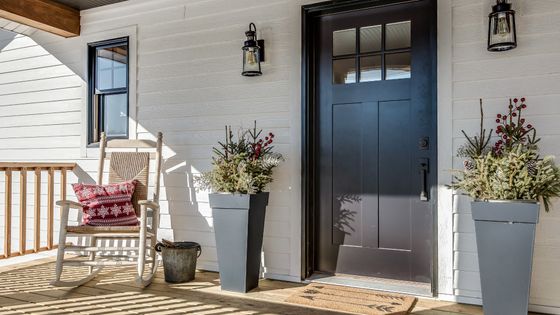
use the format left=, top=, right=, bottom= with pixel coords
left=88, top=37, right=129, bottom=144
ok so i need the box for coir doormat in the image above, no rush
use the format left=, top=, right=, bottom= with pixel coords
left=286, top=283, right=417, bottom=315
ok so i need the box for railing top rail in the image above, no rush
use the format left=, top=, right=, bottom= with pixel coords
left=0, top=162, right=77, bottom=170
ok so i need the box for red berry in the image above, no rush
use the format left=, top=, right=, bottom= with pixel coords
left=497, top=114, right=502, bottom=118
left=522, top=104, right=527, bottom=109
left=527, top=124, right=533, bottom=129
left=496, top=119, right=501, bottom=123
left=503, top=135, right=508, bottom=139
left=265, top=137, right=269, bottom=140
left=521, top=97, right=526, bottom=102
left=514, top=98, right=518, bottom=103
left=512, top=113, right=517, bottom=117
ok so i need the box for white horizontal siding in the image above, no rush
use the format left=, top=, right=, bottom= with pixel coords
left=451, top=0, right=560, bottom=311
left=0, top=0, right=315, bottom=281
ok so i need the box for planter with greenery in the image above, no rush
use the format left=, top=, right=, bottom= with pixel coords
left=197, top=122, right=283, bottom=293
left=451, top=98, right=560, bottom=314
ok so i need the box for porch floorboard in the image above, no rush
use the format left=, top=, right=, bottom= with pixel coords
left=0, top=256, right=524, bottom=315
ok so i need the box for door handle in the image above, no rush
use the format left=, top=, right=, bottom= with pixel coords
left=419, top=158, right=429, bottom=201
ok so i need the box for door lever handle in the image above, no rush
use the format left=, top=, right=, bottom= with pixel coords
left=419, top=158, right=429, bottom=201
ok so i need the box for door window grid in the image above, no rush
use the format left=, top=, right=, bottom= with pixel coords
left=332, top=21, right=411, bottom=84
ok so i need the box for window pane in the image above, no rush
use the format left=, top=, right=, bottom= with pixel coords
left=96, top=44, right=128, bottom=90
left=360, top=56, right=382, bottom=82
left=360, top=25, right=382, bottom=53
left=333, top=28, right=356, bottom=56
left=385, top=52, right=411, bottom=80
left=333, top=58, right=356, bottom=84
left=103, top=93, right=128, bottom=138
left=386, top=21, right=411, bottom=50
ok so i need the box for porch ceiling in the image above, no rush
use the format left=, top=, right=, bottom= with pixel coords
left=51, top=0, right=128, bottom=10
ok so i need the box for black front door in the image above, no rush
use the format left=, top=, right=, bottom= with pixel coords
left=314, top=0, right=436, bottom=283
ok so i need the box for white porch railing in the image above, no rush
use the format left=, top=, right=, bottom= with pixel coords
left=0, top=163, right=76, bottom=259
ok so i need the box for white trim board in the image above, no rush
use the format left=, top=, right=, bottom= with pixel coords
left=436, top=0, right=454, bottom=297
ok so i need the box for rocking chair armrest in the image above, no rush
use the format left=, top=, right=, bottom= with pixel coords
left=138, top=200, right=159, bottom=210
left=56, top=200, right=83, bottom=209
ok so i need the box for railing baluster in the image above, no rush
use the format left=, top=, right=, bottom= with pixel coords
left=4, top=169, right=12, bottom=258
left=47, top=167, right=54, bottom=250
left=34, top=168, right=41, bottom=253
left=19, top=169, right=27, bottom=255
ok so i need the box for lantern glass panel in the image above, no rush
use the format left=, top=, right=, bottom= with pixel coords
left=242, top=46, right=262, bottom=76
left=488, top=10, right=516, bottom=51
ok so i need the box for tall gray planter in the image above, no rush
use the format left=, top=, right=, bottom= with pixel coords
left=471, top=201, right=540, bottom=315
left=209, top=192, right=269, bottom=293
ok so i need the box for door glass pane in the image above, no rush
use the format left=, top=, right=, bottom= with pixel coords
left=386, top=21, right=411, bottom=50
left=360, top=56, right=382, bottom=82
left=96, top=44, right=128, bottom=91
left=103, top=93, right=128, bottom=138
left=333, top=58, right=356, bottom=84
left=385, top=52, right=411, bottom=80
left=360, top=25, right=382, bottom=53
left=333, top=28, right=356, bottom=56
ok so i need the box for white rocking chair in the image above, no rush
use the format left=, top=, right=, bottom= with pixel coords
left=51, top=132, right=163, bottom=288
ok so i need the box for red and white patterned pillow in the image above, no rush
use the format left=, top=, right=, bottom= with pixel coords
left=72, top=180, right=139, bottom=226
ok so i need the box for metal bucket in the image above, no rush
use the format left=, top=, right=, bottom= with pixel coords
left=155, top=241, right=202, bottom=283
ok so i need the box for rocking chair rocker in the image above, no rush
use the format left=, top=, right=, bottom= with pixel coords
left=51, top=132, right=163, bottom=287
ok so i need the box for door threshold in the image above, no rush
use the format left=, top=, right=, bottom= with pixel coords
left=307, top=273, right=433, bottom=297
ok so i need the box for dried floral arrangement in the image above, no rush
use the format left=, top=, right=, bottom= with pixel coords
left=452, top=98, right=560, bottom=211
left=196, top=122, right=283, bottom=194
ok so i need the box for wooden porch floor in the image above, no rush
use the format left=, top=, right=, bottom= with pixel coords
left=0, top=256, right=493, bottom=315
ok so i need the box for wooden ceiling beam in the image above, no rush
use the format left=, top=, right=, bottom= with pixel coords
left=0, top=0, right=80, bottom=38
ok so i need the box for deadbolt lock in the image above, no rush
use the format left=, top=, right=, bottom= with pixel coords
left=419, top=137, right=429, bottom=150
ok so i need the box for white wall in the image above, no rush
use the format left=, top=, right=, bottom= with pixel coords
left=0, top=0, right=320, bottom=281
left=0, top=0, right=559, bottom=312
left=447, top=0, right=560, bottom=313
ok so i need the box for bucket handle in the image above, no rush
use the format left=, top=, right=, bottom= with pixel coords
left=154, top=242, right=164, bottom=252
left=154, top=242, right=202, bottom=258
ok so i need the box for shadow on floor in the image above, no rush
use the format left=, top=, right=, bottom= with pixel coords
left=0, top=259, right=344, bottom=315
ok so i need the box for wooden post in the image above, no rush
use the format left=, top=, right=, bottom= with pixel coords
left=19, top=169, right=27, bottom=255
left=47, top=168, right=54, bottom=250
left=4, top=170, right=12, bottom=258
left=34, top=168, right=41, bottom=253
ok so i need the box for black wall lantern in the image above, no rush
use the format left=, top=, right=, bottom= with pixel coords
left=488, top=0, right=517, bottom=52
left=242, top=23, right=265, bottom=76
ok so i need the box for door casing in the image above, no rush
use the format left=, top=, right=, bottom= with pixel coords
left=301, top=0, right=438, bottom=293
